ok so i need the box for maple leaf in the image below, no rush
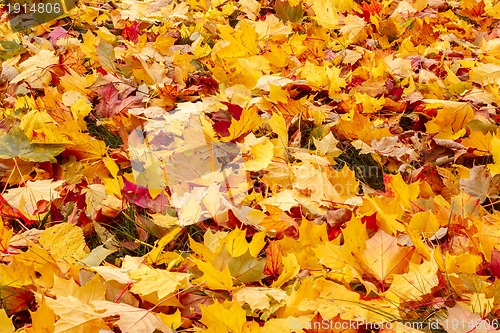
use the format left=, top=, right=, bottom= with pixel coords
left=460, top=165, right=500, bottom=202
left=6, top=0, right=500, bottom=331
left=0, top=128, right=65, bottom=163
left=385, top=260, right=439, bottom=304
left=11, top=49, right=58, bottom=89
left=3, top=179, right=64, bottom=216
left=354, top=229, right=413, bottom=287
left=122, top=21, right=140, bottom=43
left=234, top=287, right=287, bottom=314
left=0, top=309, right=14, bottom=332
left=45, top=295, right=110, bottom=332
left=200, top=300, right=247, bottom=333
left=313, top=241, right=362, bottom=283
left=128, top=265, right=191, bottom=300
left=470, top=63, right=500, bottom=86
left=95, top=83, right=143, bottom=118
left=92, top=301, right=171, bottom=333
left=192, top=256, right=234, bottom=290
left=424, top=100, right=475, bottom=139
left=0, top=257, right=35, bottom=288
left=27, top=297, right=55, bottom=333
left=271, top=253, right=300, bottom=288
left=311, top=0, right=340, bottom=29
left=436, top=304, right=498, bottom=333
left=214, top=247, right=266, bottom=284
left=215, top=21, right=259, bottom=58
left=220, top=106, right=264, bottom=142
left=0, top=194, right=33, bottom=226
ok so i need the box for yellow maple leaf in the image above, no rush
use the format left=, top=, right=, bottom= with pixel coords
left=300, top=60, right=330, bottom=88
left=336, top=110, right=392, bottom=143
left=20, top=109, right=73, bottom=144
left=469, top=63, right=500, bottom=86
left=313, top=241, right=362, bottom=283
left=145, top=226, right=182, bottom=265
left=27, top=297, right=55, bottom=333
left=220, top=106, right=264, bottom=142
left=0, top=309, right=15, bottom=333
left=200, top=300, right=247, bottom=333
left=342, top=217, right=369, bottom=254
left=462, top=129, right=492, bottom=157
left=45, top=295, right=110, bottom=332
left=233, top=287, right=287, bottom=313
left=408, top=211, right=440, bottom=238
left=311, top=0, right=339, bottom=29
left=215, top=21, right=258, bottom=58
left=157, top=310, right=182, bottom=331
left=424, top=100, right=474, bottom=139
left=92, top=300, right=171, bottom=333
left=271, top=253, right=300, bottom=288
left=293, top=277, right=361, bottom=320
left=388, top=172, right=420, bottom=209
left=472, top=215, right=500, bottom=261
left=363, top=195, right=405, bottom=235
left=385, top=260, right=439, bottom=304
left=354, top=229, right=413, bottom=284
left=442, top=252, right=483, bottom=274
left=192, top=257, right=234, bottom=290
left=242, top=134, right=274, bottom=171
left=0, top=257, right=35, bottom=288
left=92, top=256, right=141, bottom=285
left=128, top=265, right=191, bottom=300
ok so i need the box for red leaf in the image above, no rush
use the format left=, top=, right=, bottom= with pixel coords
left=48, top=27, right=68, bottom=47
left=122, top=179, right=169, bottom=213
left=122, top=21, right=140, bottom=43
left=212, top=121, right=231, bottom=137
left=220, top=102, right=243, bottom=120
left=489, top=248, right=500, bottom=278
left=95, top=83, right=143, bottom=118
left=0, top=194, right=33, bottom=226
left=359, top=1, right=384, bottom=22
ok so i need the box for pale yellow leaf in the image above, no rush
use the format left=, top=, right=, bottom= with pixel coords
left=39, top=223, right=87, bottom=264
left=128, top=265, right=191, bottom=299
left=92, top=300, right=172, bottom=333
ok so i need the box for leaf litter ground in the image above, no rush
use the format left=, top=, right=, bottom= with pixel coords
left=1, top=0, right=500, bottom=332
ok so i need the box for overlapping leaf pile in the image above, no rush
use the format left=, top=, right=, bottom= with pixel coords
left=2, top=0, right=500, bottom=331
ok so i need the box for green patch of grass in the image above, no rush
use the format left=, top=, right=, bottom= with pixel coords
left=86, top=121, right=123, bottom=149
left=93, top=208, right=155, bottom=263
